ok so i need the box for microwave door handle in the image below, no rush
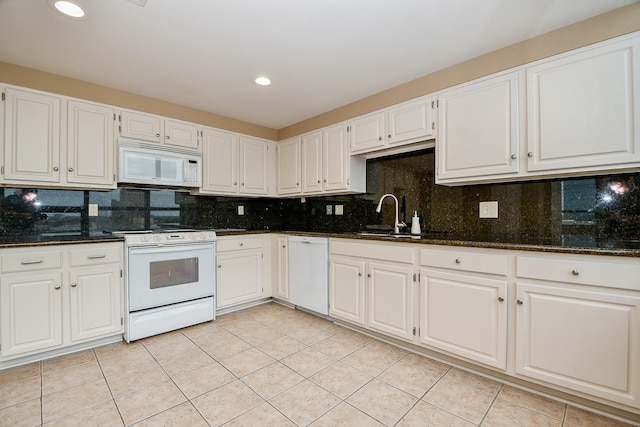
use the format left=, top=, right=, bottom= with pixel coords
left=129, top=244, right=214, bottom=256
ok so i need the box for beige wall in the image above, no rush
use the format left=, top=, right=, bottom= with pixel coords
left=0, top=62, right=278, bottom=141
left=2, top=3, right=639, bottom=142
left=278, top=3, right=640, bottom=140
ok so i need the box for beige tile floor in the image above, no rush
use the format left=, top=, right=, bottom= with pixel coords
left=0, top=302, right=638, bottom=426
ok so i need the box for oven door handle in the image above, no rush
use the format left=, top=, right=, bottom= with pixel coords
left=129, top=243, right=214, bottom=256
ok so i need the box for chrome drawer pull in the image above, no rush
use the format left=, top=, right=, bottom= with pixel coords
left=87, top=255, right=106, bottom=259
left=21, top=260, right=43, bottom=265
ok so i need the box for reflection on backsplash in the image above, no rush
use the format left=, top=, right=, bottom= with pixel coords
left=1, top=148, right=639, bottom=243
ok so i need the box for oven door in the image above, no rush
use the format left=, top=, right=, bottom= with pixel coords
left=127, top=243, right=215, bottom=311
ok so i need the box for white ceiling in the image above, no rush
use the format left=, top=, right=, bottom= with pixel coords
left=0, top=0, right=636, bottom=130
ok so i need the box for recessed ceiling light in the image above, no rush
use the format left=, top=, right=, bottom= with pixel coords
left=255, top=77, right=272, bottom=86
left=50, top=0, right=86, bottom=19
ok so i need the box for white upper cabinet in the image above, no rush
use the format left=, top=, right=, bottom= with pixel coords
left=278, top=123, right=365, bottom=196
left=119, top=109, right=200, bottom=150
left=301, top=130, right=323, bottom=193
left=199, top=129, right=272, bottom=196
left=67, top=100, right=116, bottom=188
left=200, top=128, right=238, bottom=194
left=164, top=118, right=200, bottom=149
left=324, top=122, right=365, bottom=193
left=1, top=87, right=116, bottom=189
left=2, top=87, right=61, bottom=184
left=277, top=137, right=301, bottom=195
left=350, top=111, right=387, bottom=154
left=388, top=96, right=436, bottom=145
left=119, top=110, right=161, bottom=142
left=436, top=72, right=520, bottom=183
left=239, top=136, right=270, bottom=195
left=526, top=35, right=640, bottom=172
left=350, top=95, right=436, bottom=156
left=436, top=32, right=640, bottom=185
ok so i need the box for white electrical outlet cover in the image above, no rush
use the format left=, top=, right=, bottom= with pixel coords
left=479, top=201, right=498, bottom=218
left=88, top=204, right=99, bottom=216
left=335, top=205, right=344, bottom=215
left=326, top=205, right=333, bottom=215
left=238, top=205, right=244, bottom=215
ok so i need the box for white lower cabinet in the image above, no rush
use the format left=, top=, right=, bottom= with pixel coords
left=0, top=272, right=63, bottom=357
left=69, top=265, right=122, bottom=343
left=329, top=255, right=366, bottom=325
left=329, top=239, right=416, bottom=342
left=367, top=261, right=414, bottom=341
left=216, top=236, right=268, bottom=310
left=272, top=236, right=289, bottom=301
left=419, top=247, right=508, bottom=369
left=0, top=243, right=123, bottom=362
left=515, top=255, right=640, bottom=409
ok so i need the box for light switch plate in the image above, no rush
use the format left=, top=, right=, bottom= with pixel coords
left=88, top=204, right=99, bottom=217
left=479, top=201, right=498, bottom=218
left=335, top=205, right=344, bottom=215
left=326, top=205, right=333, bottom=215
left=238, top=205, right=244, bottom=215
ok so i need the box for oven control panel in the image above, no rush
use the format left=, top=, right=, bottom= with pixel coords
left=121, top=231, right=217, bottom=246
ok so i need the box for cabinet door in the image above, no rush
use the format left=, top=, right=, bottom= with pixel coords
left=277, top=137, right=301, bottom=195
left=120, top=110, right=161, bottom=142
left=164, top=119, right=199, bottom=149
left=323, top=123, right=350, bottom=192
left=201, top=128, right=238, bottom=194
left=275, top=237, right=289, bottom=300
left=329, top=255, right=366, bottom=325
left=420, top=269, right=507, bottom=369
left=367, top=261, right=414, bottom=341
left=437, top=72, right=519, bottom=182
left=216, top=249, right=263, bottom=309
left=3, top=87, right=61, bottom=183
left=67, top=100, right=116, bottom=188
left=527, top=37, right=640, bottom=172
left=69, top=265, right=122, bottom=343
left=349, top=111, right=386, bottom=154
left=388, top=96, right=435, bottom=145
left=0, top=272, right=63, bottom=357
left=301, top=131, right=323, bottom=193
left=239, top=136, right=268, bottom=195
left=516, top=282, right=640, bottom=407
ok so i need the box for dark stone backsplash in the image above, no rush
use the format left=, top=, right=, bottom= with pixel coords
left=1, top=148, right=639, bottom=244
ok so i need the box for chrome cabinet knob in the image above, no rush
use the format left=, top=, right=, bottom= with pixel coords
left=378, top=136, right=382, bottom=141
left=156, top=133, right=160, bottom=137
left=527, top=152, right=533, bottom=158
left=53, top=167, right=59, bottom=171
left=71, top=282, right=77, bottom=288
left=68, top=167, right=73, bottom=172
left=511, top=154, right=516, bottom=159
left=571, top=269, right=580, bottom=276
left=166, top=135, right=170, bottom=139
left=498, top=297, right=504, bottom=302
left=54, top=284, right=61, bottom=290
left=455, top=258, right=461, bottom=264
left=517, top=299, right=523, bottom=305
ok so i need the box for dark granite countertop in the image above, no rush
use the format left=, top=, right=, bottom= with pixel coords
left=2, top=229, right=639, bottom=258
left=261, top=230, right=640, bottom=258
left=0, top=232, right=124, bottom=248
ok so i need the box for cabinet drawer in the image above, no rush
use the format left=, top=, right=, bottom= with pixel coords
left=1, top=250, right=63, bottom=273
left=330, top=239, right=415, bottom=264
left=420, top=247, right=507, bottom=276
left=517, top=256, right=640, bottom=290
left=69, top=244, right=121, bottom=267
left=217, top=236, right=263, bottom=252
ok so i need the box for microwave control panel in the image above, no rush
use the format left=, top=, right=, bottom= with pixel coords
left=185, top=159, right=201, bottom=185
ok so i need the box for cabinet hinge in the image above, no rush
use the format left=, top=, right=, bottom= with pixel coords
left=413, top=273, right=416, bottom=282
left=121, top=317, right=124, bottom=325
left=346, top=125, right=350, bottom=133
left=120, top=269, right=123, bottom=278
left=1, top=166, right=4, bottom=175
left=118, top=114, right=121, bottom=122
left=118, top=125, right=122, bottom=133
left=1, top=92, right=5, bottom=101
left=431, top=122, right=435, bottom=131
left=431, top=100, right=434, bottom=109
left=113, top=113, right=116, bottom=121
left=412, top=327, right=416, bottom=336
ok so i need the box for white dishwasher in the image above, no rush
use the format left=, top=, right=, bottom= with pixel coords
left=288, top=235, right=329, bottom=315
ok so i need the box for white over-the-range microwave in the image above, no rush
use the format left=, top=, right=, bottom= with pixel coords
left=117, top=139, right=201, bottom=187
